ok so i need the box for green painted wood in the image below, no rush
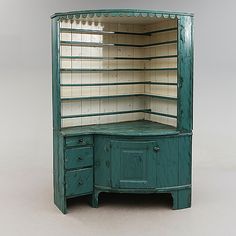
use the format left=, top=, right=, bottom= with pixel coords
left=61, top=110, right=176, bottom=119
left=146, top=111, right=177, bottom=119
left=60, top=40, right=177, bottom=48
left=60, top=82, right=177, bottom=87
left=65, top=147, right=93, bottom=170
left=177, top=16, right=193, bottom=131
left=147, top=27, right=177, bottom=34
left=65, top=168, right=93, bottom=197
left=53, top=132, right=67, bottom=213
left=52, top=9, right=193, bottom=212
left=51, top=18, right=61, bottom=130
left=61, top=94, right=177, bottom=101
left=155, top=137, right=178, bottom=188
left=172, top=189, right=191, bottom=209
left=61, top=120, right=179, bottom=137
left=111, top=140, right=157, bottom=188
left=60, top=26, right=177, bottom=36
left=60, top=82, right=148, bottom=86
left=65, top=135, right=93, bottom=147
left=94, top=135, right=111, bottom=188
left=61, top=109, right=151, bottom=119
left=60, top=68, right=177, bottom=73
left=178, top=135, right=192, bottom=185
left=51, top=9, right=194, bottom=19
left=94, top=184, right=191, bottom=193
left=60, top=55, right=177, bottom=60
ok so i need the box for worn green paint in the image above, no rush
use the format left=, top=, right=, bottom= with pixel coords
left=61, top=120, right=179, bottom=137
left=60, top=40, right=177, bottom=48
left=61, top=110, right=176, bottom=119
left=53, top=132, right=67, bottom=213
left=51, top=9, right=193, bottom=20
left=61, top=94, right=177, bottom=101
left=177, top=16, right=194, bottom=131
left=65, top=147, right=93, bottom=170
left=65, top=135, right=93, bottom=147
left=60, top=26, right=177, bottom=36
left=65, top=168, right=93, bottom=197
left=60, top=82, right=177, bottom=86
left=60, top=68, right=177, bottom=73
left=111, top=140, right=157, bottom=188
left=61, top=109, right=151, bottom=119
left=51, top=18, right=61, bottom=130
left=93, top=134, right=191, bottom=208
left=60, top=55, right=177, bottom=60
left=52, top=10, right=193, bottom=214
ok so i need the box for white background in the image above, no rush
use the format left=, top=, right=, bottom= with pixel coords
left=0, top=0, right=236, bottom=235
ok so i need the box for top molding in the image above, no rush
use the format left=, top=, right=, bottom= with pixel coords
left=51, top=9, right=194, bottom=20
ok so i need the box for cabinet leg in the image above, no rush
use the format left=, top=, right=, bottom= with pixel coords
left=90, top=190, right=100, bottom=208
left=171, top=189, right=191, bottom=210
left=54, top=197, right=67, bottom=214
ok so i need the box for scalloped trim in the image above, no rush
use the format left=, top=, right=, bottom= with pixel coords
left=51, top=9, right=193, bottom=21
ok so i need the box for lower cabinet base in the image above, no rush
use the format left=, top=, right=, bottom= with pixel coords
left=89, top=186, right=191, bottom=210
left=55, top=187, right=191, bottom=214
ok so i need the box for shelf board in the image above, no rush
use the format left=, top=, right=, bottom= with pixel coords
left=60, top=55, right=177, bottom=60
left=60, top=82, right=177, bottom=86
left=60, top=120, right=179, bottom=137
left=61, top=109, right=151, bottom=119
left=60, top=27, right=177, bottom=36
left=146, top=111, right=177, bottom=118
left=61, top=94, right=177, bottom=101
left=60, top=40, right=177, bottom=48
left=60, top=68, right=177, bottom=73
left=61, top=109, right=176, bottom=119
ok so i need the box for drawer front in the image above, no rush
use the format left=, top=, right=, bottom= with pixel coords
left=65, top=168, right=93, bottom=197
left=65, top=135, right=93, bottom=147
left=65, top=147, right=93, bottom=170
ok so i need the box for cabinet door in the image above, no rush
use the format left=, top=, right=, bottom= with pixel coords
left=111, top=140, right=157, bottom=189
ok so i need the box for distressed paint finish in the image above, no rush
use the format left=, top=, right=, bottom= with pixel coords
left=51, top=9, right=193, bottom=20
left=51, top=17, right=61, bottom=130
left=52, top=10, right=194, bottom=214
left=65, top=168, right=93, bottom=197
left=93, top=133, right=192, bottom=208
left=94, top=135, right=111, bottom=188
left=53, top=132, right=66, bottom=213
left=156, top=137, right=179, bottom=188
left=177, top=16, right=194, bottom=131
left=111, top=140, right=157, bottom=188
left=65, top=147, right=93, bottom=170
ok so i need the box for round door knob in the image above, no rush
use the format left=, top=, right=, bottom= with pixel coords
left=153, top=146, right=160, bottom=152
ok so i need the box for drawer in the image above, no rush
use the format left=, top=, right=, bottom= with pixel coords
left=65, top=147, right=93, bottom=170
left=65, top=135, right=93, bottom=147
left=65, top=168, right=93, bottom=197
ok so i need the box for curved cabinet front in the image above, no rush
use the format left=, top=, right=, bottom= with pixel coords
left=94, top=134, right=191, bottom=192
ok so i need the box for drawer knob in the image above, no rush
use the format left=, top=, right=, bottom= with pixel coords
left=78, top=180, right=83, bottom=185
left=77, top=156, right=83, bottom=161
left=153, top=146, right=160, bottom=152
left=79, top=138, right=84, bottom=143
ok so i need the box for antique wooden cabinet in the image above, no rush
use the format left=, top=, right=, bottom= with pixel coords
left=51, top=9, right=193, bottom=214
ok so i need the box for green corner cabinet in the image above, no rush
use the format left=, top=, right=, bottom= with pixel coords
left=51, top=9, right=193, bottom=214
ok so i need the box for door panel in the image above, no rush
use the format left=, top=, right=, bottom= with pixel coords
left=111, top=140, right=157, bottom=189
